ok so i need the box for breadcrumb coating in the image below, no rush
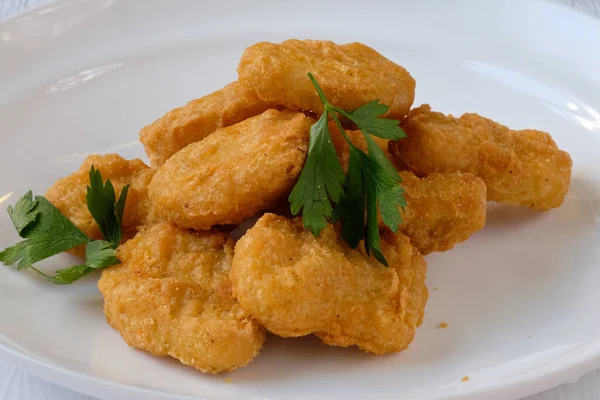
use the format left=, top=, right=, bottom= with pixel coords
left=140, top=81, right=276, bottom=167
left=149, top=109, right=311, bottom=230
left=238, top=40, right=415, bottom=118
left=389, top=105, right=572, bottom=210
left=45, top=154, right=155, bottom=255
left=231, top=214, right=428, bottom=355
left=98, top=223, right=265, bottom=373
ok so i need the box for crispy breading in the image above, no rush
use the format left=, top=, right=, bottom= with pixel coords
left=330, top=127, right=486, bottom=254
left=140, top=82, right=277, bottom=167
left=399, top=171, right=486, bottom=254
left=98, top=223, right=265, bottom=373
left=230, top=214, right=428, bottom=355
left=45, top=154, right=155, bottom=255
left=238, top=40, right=415, bottom=118
left=149, top=109, right=311, bottom=230
left=389, top=104, right=573, bottom=210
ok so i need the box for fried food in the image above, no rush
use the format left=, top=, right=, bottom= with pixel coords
left=230, top=214, right=428, bottom=355
left=330, top=127, right=486, bottom=254
left=45, top=154, right=155, bottom=255
left=140, top=81, right=277, bottom=167
left=399, top=171, right=486, bottom=254
left=238, top=40, right=415, bottom=118
left=98, top=222, right=265, bottom=373
left=389, top=104, right=573, bottom=210
left=149, top=109, right=311, bottom=230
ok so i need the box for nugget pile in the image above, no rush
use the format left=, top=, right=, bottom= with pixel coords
left=46, top=39, right=572, bottom=373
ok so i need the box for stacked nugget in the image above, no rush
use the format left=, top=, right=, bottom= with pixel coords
left=389, top=104, right=572, bottom=210
left=44, top=39, right=572, bottom=373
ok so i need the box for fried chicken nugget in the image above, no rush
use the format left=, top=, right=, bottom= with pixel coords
left=149, top=109, right=311, bottom=230
left=238, top=40, right=415, bottom=118
left=140, top=82, right=277, bottom=167
left=389, top=105, right=573, bottom=210
left=98, top=222, right=265, bottom=373
left=231, top=214, right=428, bottom=355
left=399, top=171, right=486, bottom=254
left=45, top=154, right=155, bottom=255
left=330, top=128, right=486, bottom=254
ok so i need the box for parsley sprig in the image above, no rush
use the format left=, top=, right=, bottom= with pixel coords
left=87, top=166, right=129, bottom=249
left=0, top=167, right=128, bottom=284
left=289, top=73, right=407, bottom=266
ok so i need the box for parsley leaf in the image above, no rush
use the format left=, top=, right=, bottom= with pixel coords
left=44, top=265, right=95, bottom=285
left=37, top=240, right=119, bottom=285
left=363, top=133, right=406, bottom=232
left=289, top=109, right=346, bottom=236
left=335, top=145, right=405, bottom=267
left=345, top=100, right=407, bottom=140
left=0, top=167, right=128, bottom=284
left=85, top=240, right=119, bottom=269
left=291, top=73, right=408, bottom=266
left=334, top=146, right=365, bottom=249
left=86, top=166, right=129, bottom=248
left=7, top=191, right=39, bottom=235
left=0, top=195, right=91, bottom=270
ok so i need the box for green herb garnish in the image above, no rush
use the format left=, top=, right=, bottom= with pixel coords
left=0, top=168, right=128, bottom=284
left=87, top=166, right=129, bottom=249
left=289, top=73, right=407, bottom=266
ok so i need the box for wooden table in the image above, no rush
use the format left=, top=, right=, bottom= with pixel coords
left=1, top=1, right=599, bottom=399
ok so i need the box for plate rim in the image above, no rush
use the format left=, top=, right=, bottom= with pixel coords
left=1, top=0, right=600, bottom=399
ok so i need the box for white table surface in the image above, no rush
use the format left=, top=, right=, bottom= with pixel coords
left=1, top=0, right=599, bottom=399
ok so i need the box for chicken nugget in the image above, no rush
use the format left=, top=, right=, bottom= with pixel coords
left=330, top=127, right=486, bottom=254
left=231, top=214, right=428, bottom=355
left=140, top=82, right=277, bottom=167
left=238, top=40, right=415, bottom=118
left=389, top=105, right=573, bottom=210
left=399, top=171, right=486, bottom=254
left=149, top=109, right=311, bottom=230
left=98, top=222, right=265, bottom=373
left=45, top=154, right=155, bottom=255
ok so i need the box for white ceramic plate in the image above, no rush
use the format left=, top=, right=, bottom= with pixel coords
left=1, top=0, right=600, bottom=399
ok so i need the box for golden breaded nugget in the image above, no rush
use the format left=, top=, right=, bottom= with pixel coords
left=98, top=223, right=265, bottom=373
left=330, top=127, right=486, bottom=254
left=45, top=154, right=155, bottom=255
left=399, top=171, right=486, bottom=254
left=231, top=214, right=427, bottom=355
left=238, top=40, right=415, bottom=118
left=140, top=82, right=276, bottom=167
left=389, top=105, right=573, bottom=210
left=149, top=110, right=311, bottom=230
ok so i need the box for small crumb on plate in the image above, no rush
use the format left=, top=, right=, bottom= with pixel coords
left=433, top=286, right=439, bottom=291
left=461, top=376, right=469, bottom=382
left=438, top=322, right=448, bottom=329
left=225, top=378, right=232, bottom=384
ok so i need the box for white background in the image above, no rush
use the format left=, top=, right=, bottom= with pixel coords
left=1, top=0, right=599, bottom=399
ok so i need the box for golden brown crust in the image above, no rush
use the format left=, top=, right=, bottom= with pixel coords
left=149, top=109, right=311, bottom=230
left=98, top=223, right=265, bottom=373
left=45, top=154, right=155, bottom=255
left=389, top=104, right=573, bottom=210
left=140, top=82, right=277, bottom=167
left=230, top=214, right=428, bottom=355
left=399, top=171, right=486, bottom=254
left=238, top=40, right=415, bottom=118
left=329, top=127, right=486, bottom=254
